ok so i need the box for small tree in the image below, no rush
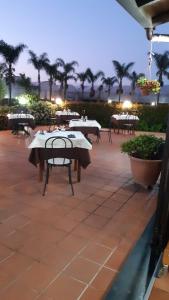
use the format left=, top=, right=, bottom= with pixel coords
left=0, top=78, right=6, bottom=101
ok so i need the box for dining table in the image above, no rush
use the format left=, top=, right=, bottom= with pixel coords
left=28, top=130, right=92, bottom=182
left=55, top=110, right=80, bottom=124
left=8, top=113, right=35, bottom=134
left=111, top=114, right=139, bottom=133
left=69, top=119, right=101, bottom=139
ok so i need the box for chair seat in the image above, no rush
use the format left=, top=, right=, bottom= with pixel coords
left=47, top=157, right=71, bottom=165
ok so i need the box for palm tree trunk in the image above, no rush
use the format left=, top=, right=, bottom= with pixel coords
left=38, top=70, right=41, bottom=99
left=118, top=80, right=122, bottom=103
left=49, top=77, right=53, bottom=101
left=81, top=83, right=84, bottom=99
left=8, top=64, right=12, bottom=105
left=157, top=92, right=160, bottom=105
left=108, top=85, right=111, bottom=97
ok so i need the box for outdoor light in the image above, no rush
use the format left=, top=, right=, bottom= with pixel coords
left=151, top=101, right=156, bottom=106
left=107, top=99, right=112, bottom=104
left=122, top=100, right=132, bottom=110
left=17, top=95, right=28, bottom=105
left=55, top=97, right=63, bottom=106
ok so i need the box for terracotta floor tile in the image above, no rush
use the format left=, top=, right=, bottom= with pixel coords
left=66, top=208, right=90, bottom=222
left=41, top=245, right=75, bottom=271
left=77, top=202, right=99, bottom=213
left=2, top=214, right=30, bottom=230
left=72, top=223, right=99, bottom=239
left=64, top=257, right=100, bottom=283
left=94, top=206, right=115, bottom=218
left=18, top=261, right=58, bottom=293
left=91, top=267, right=117, bottom=290
left=44, top=274, right=86, bottom=300
left=80, top=242, right=112, bottom=264
left=0, top=244, right=14, bottom=262
left=149, top=287, right=169, bottom=300
left=0, top=279, right=37, bottom=300
left=79, top=286, right=104, bottom=300
left=154, top=273, right=169, bottom=293
left=0, top=253, right=33, bottom=278
left=19, top=237, right=53, bottom=260
left=58, top=234, right=88, bottom=254
left=1, top=230, right=30, bottom=251
left=105, top=249, right=129, bottom=271
left=83, top=214, right=109, bottom=229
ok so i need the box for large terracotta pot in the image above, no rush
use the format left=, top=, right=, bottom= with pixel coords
left=129, top=156, right=162, bottom=187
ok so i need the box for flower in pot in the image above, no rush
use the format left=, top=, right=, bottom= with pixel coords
left=136, top=77, right=160, bottom=96
left=121, top=135, right=165, bottom=188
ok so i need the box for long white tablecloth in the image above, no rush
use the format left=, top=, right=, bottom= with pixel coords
left=69, top=120, right=101, bottom=129
left=112, top=114, right=139, bottom=120
left=28, top=131, right=92, bottom=150
left=7, top=114, right=34, bottom=120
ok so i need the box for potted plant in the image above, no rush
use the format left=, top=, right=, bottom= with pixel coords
left=136, top=77, right=160, bottom=96
left=121, top=135, right=164, bottom=188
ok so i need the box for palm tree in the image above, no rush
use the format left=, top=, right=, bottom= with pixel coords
left=0, top=40, right=26, bottom=104
left=17, top=73, right=32, bottom=93
left=86, top=68, right=104, bottom=98
left=28, top=51, right=49, bottom=99
left=101, top=76, right=117, bottom=98
left=57, top=59, right=78, bottom=99
left=112, top=60, right=134, bottom=102
left=129, top=71, right=145, bottom=97
left=97, top=84, right=103, bottom=100
left=153, top=51, right=169, bottom=104
left=0, top=62, right=7, bottom=78
left=43, top=61, right=59, bottom=101
left=76, top=71, right=88, bottom=99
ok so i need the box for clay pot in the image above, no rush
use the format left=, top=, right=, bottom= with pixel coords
left=140, top=88, right=149, bottom=96
left=129, top=156, right=162, bottom=188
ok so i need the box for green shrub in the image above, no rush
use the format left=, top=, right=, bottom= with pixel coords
left=121, top=134, right=164, bottom=160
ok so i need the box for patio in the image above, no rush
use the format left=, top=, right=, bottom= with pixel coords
left=0, top=128, right=158, bottom=300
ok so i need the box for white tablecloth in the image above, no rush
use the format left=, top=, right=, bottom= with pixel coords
left=69, top=120, right=101, bottom=129
left=56, top=111, right=79, bottom=116
left=112, top=114, right=139, bottom=120
left=28, top=131, right=92, bottom=150
left=7, top=114, right=34, bottom=120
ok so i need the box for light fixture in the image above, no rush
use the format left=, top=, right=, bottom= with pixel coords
left=122, top=100, right=132, bottom=110
left=151, top=101, right=156, bottom=106
left=55, top=97, right=63, bottom=106
left=107, top=99, right=112, bottom=104
left=17, top=95, right=28, bottom=105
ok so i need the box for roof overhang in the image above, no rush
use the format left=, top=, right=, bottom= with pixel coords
left=116, top=0, right=169, bottom=39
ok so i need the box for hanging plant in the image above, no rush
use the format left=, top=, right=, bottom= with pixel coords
left=136, top=77, right=160, bottom=95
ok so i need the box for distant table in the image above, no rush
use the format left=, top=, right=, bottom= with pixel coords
left=28, top=130, right=92, bottom=182
left=69, top=119, right=101, bottom=138
left=111, top=114, right=139, bottom=133
left=8, top=113, right=35, bottom=134
left=56, top=111, right=80, bottom=124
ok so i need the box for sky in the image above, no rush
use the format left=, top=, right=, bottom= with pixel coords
left=0, top=0, right=169, bottom=83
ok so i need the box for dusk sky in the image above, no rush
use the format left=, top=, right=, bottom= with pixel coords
left=0, top=0, right=169, bottom=83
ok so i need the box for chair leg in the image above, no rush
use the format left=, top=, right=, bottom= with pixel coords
left=68, top=165, right=74, bottom=196
left=42, top=165, right=49, bottom=196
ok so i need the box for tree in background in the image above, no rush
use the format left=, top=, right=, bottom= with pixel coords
left=86, top=68, right=104, bottom=98
left=112, top=60, right=134, bottom=102
left=129, top=71, right=145, bottom=97
left=76, top=71, right=88, bottom=99
left=44, top=61, right=59, bottom=101
left=17, top=73, right=32, bottom=93
left=28, top=51, right=49, bottom=99
left=101, top=76, right=117, bottom=98
left=0, top=40, right=26, bottom=104
left=0, top=78, right=6, bottom=101
left=153, top=51, right=169, bottom=104
left=57, top=59, right=78, bottom=99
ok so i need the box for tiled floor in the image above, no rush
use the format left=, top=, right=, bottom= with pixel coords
left=149, top=272, right=169, bottom=299
left=0, top=128, right=158, bottom=299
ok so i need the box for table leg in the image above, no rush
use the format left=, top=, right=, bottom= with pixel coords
left=39, top=161, right=44, bottom=182
left=77, top=161, right=81, bottom=182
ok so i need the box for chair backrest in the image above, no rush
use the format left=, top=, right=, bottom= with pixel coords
left=45, top=136, right=74, bottom=164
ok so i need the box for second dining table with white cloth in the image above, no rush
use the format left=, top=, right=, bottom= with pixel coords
left=28, top=130, right=92, bottom=182
left=69, top=119, right=101, bottom=138
left=111, top=114, right=139, bottom=133
left=8, top=113, right=35, bottom=131
left=55, top=110, right=80, bottom=124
